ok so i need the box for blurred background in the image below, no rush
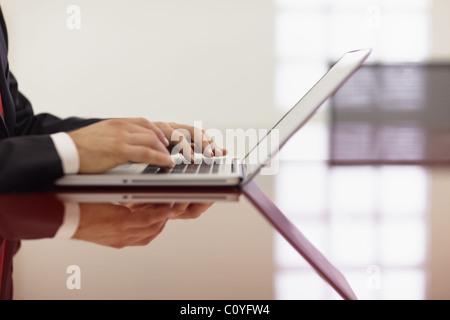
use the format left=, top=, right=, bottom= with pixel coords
left=2, top=0, right=450, bottom=300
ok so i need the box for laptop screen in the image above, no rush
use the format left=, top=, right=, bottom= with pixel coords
left=241, top=48, right=372, bottom=184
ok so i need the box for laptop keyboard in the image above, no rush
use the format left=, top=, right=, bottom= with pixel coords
left=143, top=163, right=222, bottom=175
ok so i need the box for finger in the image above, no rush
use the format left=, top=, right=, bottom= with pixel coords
left=124, top=145, right=174, bottom=167
left=124, top=118, right=170, bottom=147
left=203, top=134, right=227, bottom=157
left=167, top=124, right=205, bottom=154
left=147, top=122, right=170, bottom=147
left=175, top=126, right=213, bottom=158
left=174, top=202, right=214, bottom=219
left=202, top=141, right=227, bottom=158
left=168, top=202, right=191, bottom=218
left=190, top=127, right=213, bottom=156
left=129, top=219, right=168, bottom=236
left=110, top=119, right=170, bottom=153
left=193, top=128, right=226, bottom=157
left=132, top=233, right=163, bottom=246
left=117, top=221, right=167, bottom=247
left=124, top=202, right=173, bottom=211
left=162, top=123, right=227, bottom=159
left=125, top=132, right=170, bottom=155
left=211, top=142, right=227, bottom=156
left=170, top=131, right=195, bottom=163
left=124, top=205, right=174, bottom=228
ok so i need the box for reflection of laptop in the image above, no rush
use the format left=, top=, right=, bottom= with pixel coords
left=56, top=49, right=371, bottom=188
left=56, top=188, right=241, bottom=203
left=243, top=181, right=357, bottom=300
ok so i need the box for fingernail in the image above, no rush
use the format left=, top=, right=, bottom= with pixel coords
left=164, top=137, right=170, bottom=146
left=215, top=148, right=223, bottom=157
left=206, top=146, right=213, bottom=157
left=169, top=157, right=176, bottom=167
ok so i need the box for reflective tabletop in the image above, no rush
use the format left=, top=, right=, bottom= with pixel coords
left=1, top=161, right=450, bottom=300
left=1, top=174, right=357, bottom=300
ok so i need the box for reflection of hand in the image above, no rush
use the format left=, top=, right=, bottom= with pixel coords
left=167, top=202, right=214, bottom=220
left=72, top=202, right=213, bottom=248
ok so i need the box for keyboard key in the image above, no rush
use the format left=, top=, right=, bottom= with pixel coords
left=143, top=165, right=160, bottom=174
left=171, top=164, right=187, bottom=173
left=185, top=164, right=200, bottom=173
left=143, top=162, right=222, bottom=175
left=157, top=167, right=172, bottom=174
left=199, top=163, right=212, bottom=174
left=212, top=163, right=221, bottom=173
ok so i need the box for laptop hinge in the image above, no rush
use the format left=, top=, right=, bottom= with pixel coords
left=232, top=158, right=244, bottom=179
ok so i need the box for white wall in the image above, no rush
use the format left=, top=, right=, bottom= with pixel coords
left=431, top=0, right=450, bottom=61
left=1, top=0, right=276, bottom=131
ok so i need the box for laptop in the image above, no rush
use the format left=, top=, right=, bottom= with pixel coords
left=55, top=48, right=371, bottom=188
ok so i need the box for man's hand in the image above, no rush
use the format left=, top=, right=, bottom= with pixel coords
left=68, top=118, right=174, bottom=173
left=68, top=118, right=227, bottom=174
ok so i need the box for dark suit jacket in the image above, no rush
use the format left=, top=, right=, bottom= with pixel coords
left=0, top=6, right=99, bottom=193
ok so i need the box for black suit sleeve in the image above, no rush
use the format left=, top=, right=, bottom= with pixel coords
left=0, top=73, right=102, bottom=193
left=0, top=135, right=64, bottom=192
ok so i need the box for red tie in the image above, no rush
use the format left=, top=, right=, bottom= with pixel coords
left=0, top=240, right=5, bottom=295
left=0, top=93, right=5, bottom=119
left=0, top=91, right=4, bottom=118
left=0, top=91, right=5, bottom=293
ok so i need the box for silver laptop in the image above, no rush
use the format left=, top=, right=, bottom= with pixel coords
left=56, top=49, right=371, bottom=188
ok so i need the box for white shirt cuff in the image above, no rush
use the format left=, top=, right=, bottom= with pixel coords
left=50, top=132, right=80, bottom=174
left=53, top=202, right=81, bottom=239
